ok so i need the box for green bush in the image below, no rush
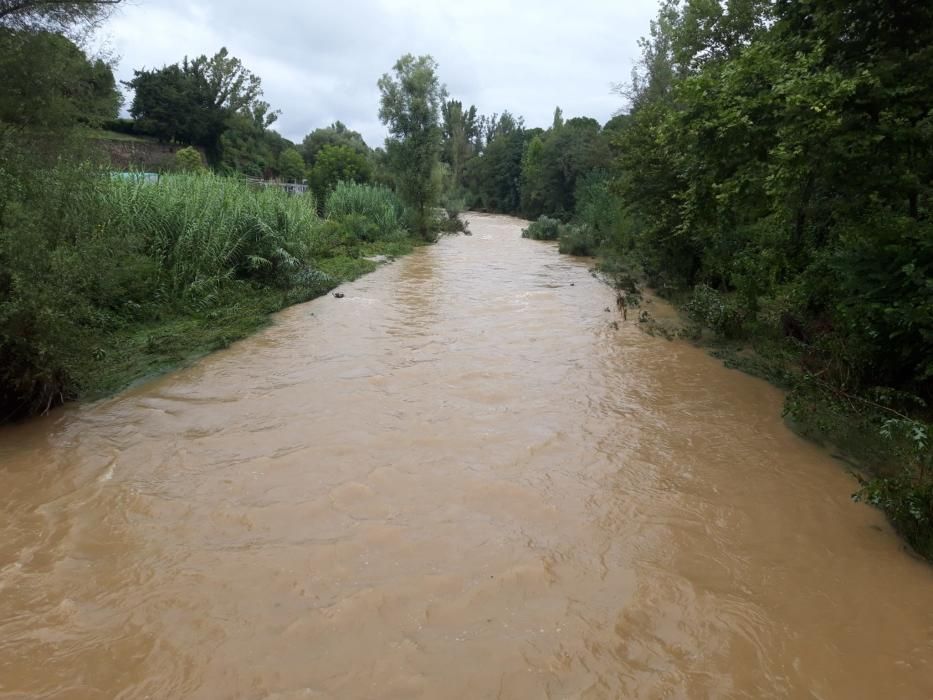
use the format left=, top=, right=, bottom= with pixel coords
left=856, top=468, right=933, bottom=557
left=521, top=215, right=560, bottom=241
left=683, top=284, right=747, bottom=339
left=557, top=223, right=599, bottom=256
left=174, top=146, right=206, bottom=172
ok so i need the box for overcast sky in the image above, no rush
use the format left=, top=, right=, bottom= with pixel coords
left=97, top=0, right=658, bottom=147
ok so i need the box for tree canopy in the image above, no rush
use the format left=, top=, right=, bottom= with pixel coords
left=0, top=0, right=121, bottom=33
left=126, top=47, right=271, bottom=164
left=0, top=29, right=119, bottom=127
left=308, top=144, right=371, bottom=205
left=378, top=54, right=446, bottom=239
left=300, top=121, right=369, bottom=167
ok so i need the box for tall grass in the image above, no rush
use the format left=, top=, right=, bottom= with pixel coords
left=1, top=163, right=412, bottom=419
left=324, top=181, right=406, bottom=241
left=101, top=174, right=324, bottom=300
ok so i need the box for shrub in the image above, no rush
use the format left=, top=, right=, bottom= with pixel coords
left=521, top=215, right=560, bottom=241
left=856, top=467, right=933, bottom=557
left=558, top=223, right=599, bottom=256
left=683, top=284, right=747, bottom=338
left=175, top=146, right=206, bottom=172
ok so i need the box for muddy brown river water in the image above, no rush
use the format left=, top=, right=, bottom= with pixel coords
left=1, top=214, right=931, bottom=699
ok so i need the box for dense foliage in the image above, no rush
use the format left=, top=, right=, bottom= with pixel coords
left=378, top=54, right=446, bottom=239
left=324, top=181, right=406, bottom=243
left=126, top=48, right=272, bottom=164
left=301, top=121, right=369, bottom=168
left=0, top=29, right=119, bottom=127
left=309, top=144, right=371, bottom=205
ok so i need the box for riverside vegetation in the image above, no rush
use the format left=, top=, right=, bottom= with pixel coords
left=1, top=2, right=457, bottom=420
left=447, top=3, right=932, bottom=558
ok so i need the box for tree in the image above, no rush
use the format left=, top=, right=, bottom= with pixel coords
left=126, top=47, right=271, bottom=164
left=441, top=99, right=478, bottom=189
left=277, top=147, right=305, bottom=183
left=465, top=111, right=526, bottom=213
left=308, top=144, right=370, bottom=205
left=552, top=106, right=563, bottom=130
left=517, top=115, right=610, bottom=218
left=219, top=101, right=284, bottom=178
left=0, top=29, right=120, bottom=127
left=300, top=121, right=368, bottom=167
left=0, top=0, right=121, bottom=34
left=378, top=54, right=446, bottom=239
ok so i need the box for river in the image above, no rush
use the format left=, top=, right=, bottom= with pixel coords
left=1, top=214, right=931, bottom=699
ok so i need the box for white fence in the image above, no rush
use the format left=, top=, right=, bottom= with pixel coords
left=245, top=178, right=308, bottom=195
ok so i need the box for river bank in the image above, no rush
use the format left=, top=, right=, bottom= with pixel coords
left=609, top=278, right=933, bottom=562
left=0, top=170, right=421, bottom=422
left=68, top=240, right=417, bottom=404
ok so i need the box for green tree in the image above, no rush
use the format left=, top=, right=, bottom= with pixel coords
left=378, top=54, right=446, bottom=239
left=308, top=143, right=371, bottom=205
left=126, top=47, right=269, bottom=164
left=300, top=120, right=369, bottom=168
left=0, top=29, right=120, bottom=127
left=441, top=99, right=478, bottom=189
left=0, top=0, right=122, bottom=33
left=464, top=111, right=526, bottom=213
left=277, top=147, right=306, bottom=183
left=219, top=101, right=284, bottom=178
left=518, top=115, right=610, bottom=219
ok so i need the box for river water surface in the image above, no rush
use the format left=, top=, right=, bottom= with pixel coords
left=1, top=214, right=931, bottom=699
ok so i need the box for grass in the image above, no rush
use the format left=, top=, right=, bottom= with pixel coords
left=69, top=244, right=408, bottom=401
left=0, top=159, right=419, bottom=419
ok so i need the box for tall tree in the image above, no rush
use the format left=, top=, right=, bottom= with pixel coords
left=127, top=47, right=270, bottom=164
left=441, top=100, right=478, bottom=189
left=300, top=121, right=368, bottom=167
left=219, top=101, right=283, bottom=178
left=277, top=147, right=305, bottom=183
left=378, top=54, right=446, bottom=239
left=308, top=144, right=371, bottom=206
left=465, top=111, right=526, bottom=214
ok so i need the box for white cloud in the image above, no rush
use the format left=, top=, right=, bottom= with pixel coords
left=98, top=0, right=657, bottom=147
